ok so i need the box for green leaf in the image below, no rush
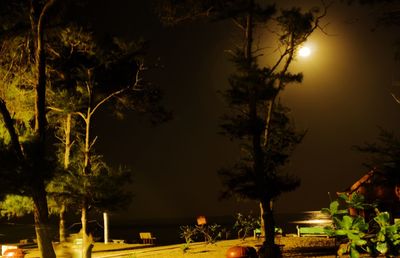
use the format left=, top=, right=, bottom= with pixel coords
left=348, top=232, right=362, bottom=241
left=323, top=226, right=335, bottom=236
left=376, top=242, right=388, bottom=254
left=330, top=201, right=339, bottom=214
left=321, top=207, right=331, bottom=215
left=335, top=229, right=348, bottom=236
left=354, top=239, right=367, bottom=246
left=374, top=212, right=390, bottom=227
left=353, top=216, right=368, bottom=231
left=341, top=215, right=354, bottom=230
left=350, top=246, right=360, bottom=258
left=338, top=193, right=349, bottom=202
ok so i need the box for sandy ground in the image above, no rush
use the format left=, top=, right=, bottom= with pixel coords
left=20, top=236, right=339, bottom=258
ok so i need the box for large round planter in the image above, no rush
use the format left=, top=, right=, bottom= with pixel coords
left=226, top=246, right=257, bottom=258
left=3, top=248, right=25, bottom=258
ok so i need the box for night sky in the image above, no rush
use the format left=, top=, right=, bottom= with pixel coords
left=85, top=1, right=400, bottom=220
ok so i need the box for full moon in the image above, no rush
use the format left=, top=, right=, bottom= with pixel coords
left=298, top=46, right=311, bottom=57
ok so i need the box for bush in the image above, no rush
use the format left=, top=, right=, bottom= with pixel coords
left=322, top=192, right=400, bottom=258
left=179, top=223, right=224, bottom=252
left=233, top=213, right=260, bottom=240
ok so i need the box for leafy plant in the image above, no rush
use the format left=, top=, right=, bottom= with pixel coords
left=179, top=223, right=223, bottom=252
left=180, top=225, right=197, bottom=252
left=369, top=211, right=400, bottom=256
left=322, top=193, right=400, bottom=258
left=233, top=213, right=260, bottom=240
left=196, top=223, right=222, bottom=244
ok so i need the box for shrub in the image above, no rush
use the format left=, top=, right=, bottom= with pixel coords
left=233, top=213, right=260, bottom=240
left=322, top=192, right=400, bottom=258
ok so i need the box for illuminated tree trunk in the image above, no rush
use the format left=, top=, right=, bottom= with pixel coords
left=259, top=200, right=278, bottom=258
left=64, top=114, right=72, bottom=170
left=59, top=114, right=72, bottom=243
left=81, top=109, right=93, bottom=257
left=31, top=1, right=56, bottom=257
left=259, top=202, right=265, bottom=237
left=81, top=109, right=92, bottom=258
left=32, top=180, right=56, bottom=258
left=59, top=204, right=66, bottom=242
left=81, top=204, right=93, bottom=258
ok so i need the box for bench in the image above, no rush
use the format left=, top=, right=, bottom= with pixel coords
left=296, top=226, right=328, bottom=237
left=253, top=228, right=262, bottom=239
left=139, top=232, right=156, bottom=244
left=112, top=239, right=125, bottom=244
left=253, top=227, right=283, bottom=239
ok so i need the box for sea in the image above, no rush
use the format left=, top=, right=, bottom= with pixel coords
left=0, top=212, right=330, bottom=246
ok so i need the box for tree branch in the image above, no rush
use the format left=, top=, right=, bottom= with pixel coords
left=391, top=92, right=400, bottom=104
left=89, top=136, right=97, bottom=150
left=0, top=98, right=25, bottom=160
left=90, top=61, right=144, bottom=116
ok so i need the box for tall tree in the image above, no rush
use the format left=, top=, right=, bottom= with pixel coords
left=0, top=2, right=168, bottom=257
left=158, top=1, right=325, bottom=257
left=0, top=0, right=58, bottom=256
left=45, top=26, right=169, bottom=258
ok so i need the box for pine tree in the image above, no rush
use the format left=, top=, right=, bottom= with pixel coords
left=0, top=3, right=169, bottom=257
left=220, top=4, right=326, bottom=256
left=45, top=26, right=169, bottom=258
left=158, top=1, right=326, bottom=257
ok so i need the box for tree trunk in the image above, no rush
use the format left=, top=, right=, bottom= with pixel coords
left=81, top=110, right=92, bottom=258
left=59, top=114, right=72, bottom=243
left=64, top=114, right=72, bottom=169
left=31, top=1, right=56, bottom=257
left=32, top=180, right=56, bottom=258
left=259, top=200, right=280, bottom=258
left=84, top=112, right=91, bottom=175
left=259, top=202, right=265, bottom=237
left=59, top=204, right=66, bottom=242
left=243, top=0, right=268, bottom=244
left=81, top=204, right=93, bottom=258
left=263, top=98, right=275, bottom=147
left=81, top=205, right=87, bottom=258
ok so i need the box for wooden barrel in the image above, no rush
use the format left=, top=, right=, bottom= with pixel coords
left=3, top=248, right=25, bottom=258
left=226, top=246, right=257, bottom=258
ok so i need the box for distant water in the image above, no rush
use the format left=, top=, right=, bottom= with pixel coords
left=0, top=222, right=36, bottom=244
left=0, top=212, right=328, bottom=246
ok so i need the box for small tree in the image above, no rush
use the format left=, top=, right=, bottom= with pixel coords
left=233, top=212, right=260, bottom=239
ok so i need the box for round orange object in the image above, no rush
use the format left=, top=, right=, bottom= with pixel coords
left=3, top=248, right=25, bottom=258
left=226, top=246, right=257, bottom=258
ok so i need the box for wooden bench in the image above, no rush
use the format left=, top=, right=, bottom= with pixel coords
left=296, top=226, right=328, bottom=237
left=253, top=227, right=283, bottom=239
left=253, top=228, right=262, bottom=239
left=112, top=239, right=125, bottom=244
left=139, top=232, right=156, bottom=244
